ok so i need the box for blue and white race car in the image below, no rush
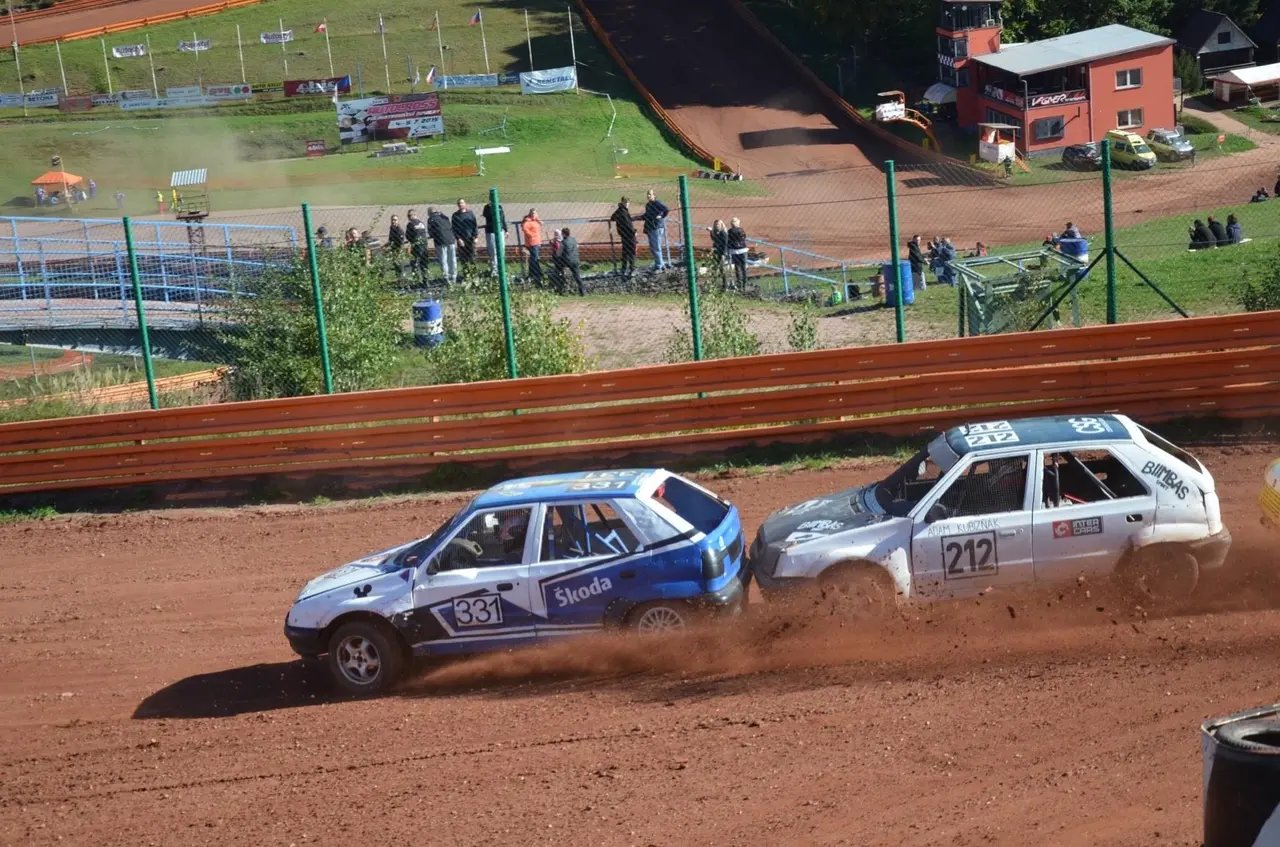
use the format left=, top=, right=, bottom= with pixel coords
left=285, top=469, right=746, bottom=694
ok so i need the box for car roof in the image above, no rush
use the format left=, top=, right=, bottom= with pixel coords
left=944, top=414, right=1134, bottom=456
left=473, top=468, right=663, bottom=508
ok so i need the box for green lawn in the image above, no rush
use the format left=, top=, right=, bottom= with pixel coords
left=1223, top=105, right=1280, bottom=135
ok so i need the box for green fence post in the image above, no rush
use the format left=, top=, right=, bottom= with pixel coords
left=1101, top=140, right=1117, bottom=325
left=300, top=203, right=335, bottom=394
left=885, top=160, right=905, bottom=343
left=678, top=174, right=703, bottom=360
left=122, top=216, right=158, bottom=410
left=491, top=187, right=518, bottom=379
left=958, top=283, right=966, bottom=338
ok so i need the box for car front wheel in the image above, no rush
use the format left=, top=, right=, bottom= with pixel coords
left=629, top=601, right=690, bottom=634
left=327, top=620, right=406, bottom=696
left=1120, top=545, right=1200, bottom=606
left=818, top=563, right=895, bottom=620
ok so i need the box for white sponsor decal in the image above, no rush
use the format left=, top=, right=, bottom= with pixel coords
left=520, top=65, right=577, bottom=95
left=553, top=576, right=613, bottom=607
left=796, top=519, right=844, bottom=532
left=111, top=44, right=146, bottom=58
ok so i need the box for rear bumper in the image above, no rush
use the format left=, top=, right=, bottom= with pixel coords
left=699, top=567, right=749, bottom=614
left=1189, top=528, right=1233, bottom=571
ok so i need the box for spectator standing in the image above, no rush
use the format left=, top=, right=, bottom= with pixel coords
left=1227, top=213, right=1243, bottom=244
left=610, top=196, right=638, bottom=279
left=427, top=207, right=456, bottom=283
left=938, top=237, right=957, bottom=286
left=386, top=213, right=405, bottom=277
left=155, top=189, right=165, bottom=213
left=521, top=209, right=544, bottom=287
left=708, top=219, right=729, bottom=287
left=907, top=234, right=927, bottom=292
left=642, top=188, right=670, bottom=271
left=452, top=198, right=478, bottom=279
left=1207, top=215, right=1228, bottom=246
left=560, top=227, right=585, bottom=296
left=481, top=199, right=506, bottom=275
left=87, top=179, right=97, bottom=200
left=113, top=191, right=125, bottom=210
left=34, top=186, right=45, bottom=207
left=405, top=209, right=429, bottom=282
left=345, top=227, right=372, bottom=265
left=549, top=227, right=567, bottom=292
left=727, top=217, right=749, bottom=290
left=315, top=226, right=336, bottom=249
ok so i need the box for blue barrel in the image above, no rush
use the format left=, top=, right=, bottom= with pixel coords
left=882, top=262, right=914, bottom=307
left=412, top=299, right=444, bottom=348
left=1057, top=237, right=1089, bottom=263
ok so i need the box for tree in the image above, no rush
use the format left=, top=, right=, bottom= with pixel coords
left=1174, top=49, right=1204, bottom=94
left=221, top=249, right=405, bottom=399
left=665, top=287, right=762, bottom=362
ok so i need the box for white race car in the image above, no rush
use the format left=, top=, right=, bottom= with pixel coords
left=749, top=414, right=1231, bottom=609
left=1263, top=458, right=1280, bottom=530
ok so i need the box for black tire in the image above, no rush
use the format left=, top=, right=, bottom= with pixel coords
left=1120, top=545, right=1200, bottom=606
left=1217, top=718, right=1280, bottom=755
left=326, top=619, right=406, bottom=696
left=817, top=563, right=895, bottom=620
left=627, top=601, right=691, bottom=635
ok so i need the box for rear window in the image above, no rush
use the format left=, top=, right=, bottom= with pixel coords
left=1137, top=424, right=1204, bottom=473
left=651, top=476, right=729, bottom=534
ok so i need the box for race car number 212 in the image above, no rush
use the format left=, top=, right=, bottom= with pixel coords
left=453, top=594, right=504, bottom=627
left=941, top=531, right=999, bottom=579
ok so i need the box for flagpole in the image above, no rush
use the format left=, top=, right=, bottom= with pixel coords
left=379, top=12, right=391, bottom=92
left=55, top=39, right=67, bottom=95
left=9, top=0, right=26, bottom=118
left=235, top=23, right=245, bottom=83
left=145, top=33, right=159, bottom=97
left=323, top=19, right=333, bottom=77
left=524, top=9, right=533, bottom=70
left=568, top=4, right=577, bottom=70
left=479, top=10, right=490, bottom=74
left=434, top=11, right=444, bottom=76
left=406, top=55, right=413, bottom=91
left=100, top=37, right=113, bottom=95
left=279, top=17, right=288, bottom=77
left=193, top=30, right=201, bottom=87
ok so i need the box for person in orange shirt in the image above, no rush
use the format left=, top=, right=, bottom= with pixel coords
left=521, top=208, right=544, bottom=287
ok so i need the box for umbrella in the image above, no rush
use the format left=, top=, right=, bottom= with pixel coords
left=31, top=170, right=84, bottom=186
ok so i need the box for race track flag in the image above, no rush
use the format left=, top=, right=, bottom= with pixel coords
left=469, top=9, right=482, bottom=25
left=314, top=21, right=327, bottom=33
left=424, top=64, right=436, bottom=85
left=318, top=19, right=333, bottom=76
left=472, top=9, right=490, bottom=73
left=378, top=12, right=391, bottom=92
left=428, top=16, right=438, bottom=32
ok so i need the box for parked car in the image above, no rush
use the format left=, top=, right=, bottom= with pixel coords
left=1105, top=129, right=1158, bottom=169
left=1262, top=458, right=1280, bottom=530
left=285, top=469, right=747, bottom=694
left=747, top=414, right=1230, bottom=613
left=1145, top=127, right=1196, bottom=162
left=1061, top=142, right=1101, bottom=170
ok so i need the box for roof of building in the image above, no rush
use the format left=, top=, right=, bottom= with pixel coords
left=943, top=414, right=1132, bottom=456
left=170, top=168, right=208, bottom=188
left=476, top=469, right=661, bottom=507
left=973, top=24, right=1174, bottom=76
left=1210, top=61, right=1280, bottom=86
left=1177, top=9, right=1257, bottom=52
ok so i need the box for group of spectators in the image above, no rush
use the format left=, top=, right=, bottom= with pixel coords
left=907, top=235, right=962, bottom=288
left=380, top=200, right=488, bottom=285
left=1189, top=214, right=1244, bottom=249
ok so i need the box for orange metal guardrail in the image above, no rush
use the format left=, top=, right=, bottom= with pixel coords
left=2, top=312, right=1280, bottom=495
left=22, top=0, right=261, bottom=45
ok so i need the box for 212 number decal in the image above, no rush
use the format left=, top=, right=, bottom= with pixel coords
left=942, top=531, right=998, bottom=579
left=453, top=594, right=504, bottom=627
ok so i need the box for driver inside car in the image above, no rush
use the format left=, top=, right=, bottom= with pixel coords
left=499, top=511, right=529, bottom=564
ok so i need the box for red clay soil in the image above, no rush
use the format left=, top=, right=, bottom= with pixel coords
left=584, top=0, right=1280, bottom=257
left=0, top=348, right=90, bottom=379
left=1, top=439, right=1278, bottom=846
left=9, top=0, right=216, bottom=45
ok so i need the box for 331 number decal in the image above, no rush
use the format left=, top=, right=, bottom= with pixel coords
left=453, top=594, right=504, bottom=627
left=942, top=531, right=998, bottom=579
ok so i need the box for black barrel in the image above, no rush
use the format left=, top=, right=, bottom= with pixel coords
left=1202, top=704, right=1280, bottom=847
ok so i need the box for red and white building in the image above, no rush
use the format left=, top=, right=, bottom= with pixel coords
left=935, top=0, right=1176, bottom=154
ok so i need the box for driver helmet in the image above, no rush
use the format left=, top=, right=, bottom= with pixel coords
left=499, top=511, right=528, bottom=545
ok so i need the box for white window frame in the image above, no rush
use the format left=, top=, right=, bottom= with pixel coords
left=1117, top=108, right=1143, bottom=129
left=1032, top=115, right=1065, bottom=141
left=1115, top=68, right=1142, bottom=90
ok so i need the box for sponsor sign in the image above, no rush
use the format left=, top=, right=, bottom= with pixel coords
left=284, top=75, right=351, bottom=97
left=59, top=95, right=94, bottom=112
left=519, top=65, right=577, bottom=95
left=205, top=83, right=252, bottom=99
left=1, top=90, right=59, bottom=107
left=120, top=88, right=153, bottom=100
left=1141, top=461, right=1190, bottom=500
left=166, top=85, right=203, bottom=100
left=497, top=71, right=521, bottom=86
left=336, top=93, right=444, bottom=144
left=1028, top=89, right=1087, bottom=109
left=91, top=93, right=120, bottom=107
left=1052, top=517, right=1104, bottom=539
left=178, top=39, right=211, bottom=53
left=260, top=29, right=294, bottom=45
left=435, top=73, right=498, bottom=90
left=982, top=84, right=1024, bottom=109
left=111, top=44, right=146, bottom=58
left=305, top=139, right=326, bottom=157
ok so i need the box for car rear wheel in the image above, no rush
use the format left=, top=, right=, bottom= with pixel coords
left=327, top=620, right=406, bottom=696
left=818, top=563, right=895, bottom=620
left=629, top=602, right=690, bottom=634
left=1120, top=545, right=1200, bottom=606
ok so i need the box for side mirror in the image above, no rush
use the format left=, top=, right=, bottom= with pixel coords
left=926, top=503, right=949, bottom=524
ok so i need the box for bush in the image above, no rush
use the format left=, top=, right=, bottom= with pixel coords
left=1237, top=259, right=1280, bottom=312
left=787, top=305, right=819, bottom=351
left=1179, top=112, right=1218, bottom=136
left=665, top=287, right=761, bottom=362
left=221, top=249, right=406, bottom=399
left=421, top=283, right=587, bottom=384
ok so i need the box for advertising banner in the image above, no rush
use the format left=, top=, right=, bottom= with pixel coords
left=260, top=29, right=294, bottom=45
left=497, top=71, right=521, bottom=86
left=205, top=83, right=252, bottom=99
left=435, top=73, right=498, bottom=90
left=519, top=66, right=577, bottom=95
left=305, top=139, right=326, bottom=157
left=58, top=95, right=94, bottom=112
left=284, top=75, right=351, bottom=97
left=178, top=39, right=211, bottom=53
left=111, top=44, right=146, bottom=59
left=1027, top=89, right=1087, bottom=108
left=336, top=93, right=443, bottom=144
left=120, top=88, right=153, bottom=100
left=2, top=91, right=60, bottom=107
left=166, top=85, right=203, bottom=101
left=91, top=93, right=120, bottom=106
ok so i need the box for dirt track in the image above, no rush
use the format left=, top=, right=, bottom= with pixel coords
left=1, top=440, right=1278, bottom=846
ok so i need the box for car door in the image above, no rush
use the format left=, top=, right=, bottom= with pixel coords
left=909, top=452, right=1035, bottom=597
left=529, top=500, right=644, bottom=637
left=1032, top=446, right=1155, bottom=582
left=407, top=505, right=537, bottom=654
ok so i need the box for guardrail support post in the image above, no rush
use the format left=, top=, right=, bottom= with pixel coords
left=1101, top=140, right=1117, bottom=325
left=114, top=243, right=128, bottom=317
left=300, top=203, right=335, bottom=394
left=123, top=216, right=159, bottom=410
left=886, top=159, right=905, bottom=343
left=12, top=220, right=26, bottom=298
left=678, top=174, right=703, bottom=361
left=779, top=247, right=789, bottom=295
left=958, top=283, right=967, bottom=337
left=37, top=241, right=49, bottom=307
left=491, top=187, right=519, bottom=379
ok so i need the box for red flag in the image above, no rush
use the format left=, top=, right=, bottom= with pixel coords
left=428, top=18, right=437, bottom=31
left=314, top=21, right=327, bottom=33
left=469, top=9, right=481, bottom=25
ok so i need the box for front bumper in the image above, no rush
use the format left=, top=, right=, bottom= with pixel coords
left=1189, top=527, right=1233, bottom=571
left=284, top=619, right=326, bottom=657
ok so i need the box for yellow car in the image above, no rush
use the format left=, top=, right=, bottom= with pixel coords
left=1263, top=458, right=1280, bottom=529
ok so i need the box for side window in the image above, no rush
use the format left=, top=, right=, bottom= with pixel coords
left=1042, top=450, right=1148, bottom=507
left=540, top=502, right=638, bottom=562
left=439, top=507, right=531, bottom=569
left=936, top=455, right=1029, bottom=517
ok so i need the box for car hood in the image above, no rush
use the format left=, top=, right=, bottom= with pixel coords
left=758, top=486, right=888, bottom=548
left=295, top=546, right=409, bottom=601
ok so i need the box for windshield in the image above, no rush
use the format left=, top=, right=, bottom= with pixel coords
left=393, top=511, right=460, bottom=568
left=1134, top=142, right=1153, bottom=154
left=873, top=448, right=949, bottom=517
